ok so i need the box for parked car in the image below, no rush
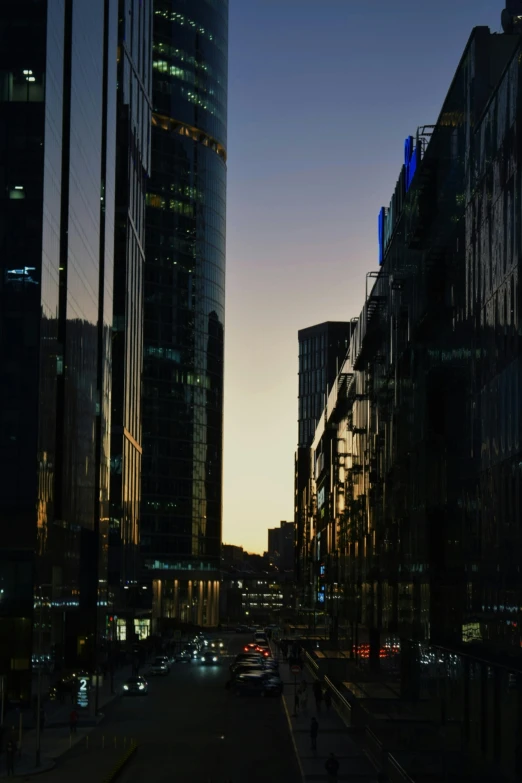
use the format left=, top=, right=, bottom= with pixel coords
left=123, top=676, right=148, bottom=696
left=232, top=670, right=283, bottom=697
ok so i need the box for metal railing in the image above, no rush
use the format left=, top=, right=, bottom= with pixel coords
left=324, top=675, right=352, bottom=728
left=387, top=753, right=415, bottom=783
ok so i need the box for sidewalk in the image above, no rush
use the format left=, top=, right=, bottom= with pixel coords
left=279, top=660, right=381, bottom=782
left=0, top=666, right=132, bottom=778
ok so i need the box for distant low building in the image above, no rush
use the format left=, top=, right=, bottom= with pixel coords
left=220, top=545, right=296, bottom=623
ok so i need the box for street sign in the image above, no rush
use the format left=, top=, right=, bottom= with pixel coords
left=291, top=665, right=301, bottom=674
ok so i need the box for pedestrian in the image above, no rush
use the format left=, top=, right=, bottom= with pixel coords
left=70, top=708, right=79, bottom=735
left=310, top=717, right=319, bottom=752
left=324, top=687, right=332, bottom=711
left=6, top=738, right=15, bottom=777
left=299, top=681, right=308, bottom=712
left=325, top=752, right=340, bottom=782
left=313, top=680, right=323, bottom=712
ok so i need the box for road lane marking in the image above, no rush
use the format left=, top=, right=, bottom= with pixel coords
left=281, top=691, right=305, bottom=782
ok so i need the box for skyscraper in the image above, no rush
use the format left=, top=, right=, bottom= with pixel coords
left=108, top=0, right=152, bottom=641
left=141, top=1, right=228, bottom=627
left=295, top=321, right=353, bottom=603
left=0, top=0, right=117, bottom=699
left=297, top=322, right=353, bottom=448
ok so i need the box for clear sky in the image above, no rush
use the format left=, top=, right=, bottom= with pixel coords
left=222, top=0, right=504, bottom=554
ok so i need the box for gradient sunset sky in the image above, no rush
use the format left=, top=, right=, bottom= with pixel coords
left=223, top=0, right=504, bottom=554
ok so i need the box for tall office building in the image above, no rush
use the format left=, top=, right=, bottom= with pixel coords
left=295, top=321, right=353, bottom=601
left=0, top=1, right=117, bottom=699
left=142, top=0, right=228, bottom=627
left=298, top=322, right=353, bottom=448
left=108, top=0, right=152, bottom=641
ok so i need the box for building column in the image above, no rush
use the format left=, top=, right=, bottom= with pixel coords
left=197, top=581, right=204, bottom=626
left=174, top=579, right=179, bottom=619
left=213, top=580, right=220, bottom=626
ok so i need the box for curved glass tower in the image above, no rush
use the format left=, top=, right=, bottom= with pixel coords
left=142, top=0, right=227, bottom=627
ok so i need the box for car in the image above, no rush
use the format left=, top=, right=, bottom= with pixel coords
left=230, top=663, right=265, bottom=678
left=254, top=632, right=268, bottom=645
left=260, top=671, right=283, bottom=696
left=243, top=642, right=258, bottom=653
left=184, top=644, right=200, bottom=660
left=229, top=658, right=269, bottom=677
left=149, top=656, right=170, bottom=676
left=123, top=676, right=148, bottom=695
left=235, top=624, right=251, bottom=633
left=232, top=670, right=283, bottom=697
left=255, top=644, right=271, bottom=658
left=200, top=650, right=220, bottom=665
left=231, top=653, right=263, bottom=670
left=210, top=638, right=225, bottom=651
left=174, top=647, right=193, bottom=663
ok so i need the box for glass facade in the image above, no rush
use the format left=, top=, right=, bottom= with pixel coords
left=141, top=0, right=228, bottom=626
left=109, top=0, right=152, bottom=607
left=299, top=28, right=522, bottom=781
left=0, top=1, right=117, bottom=700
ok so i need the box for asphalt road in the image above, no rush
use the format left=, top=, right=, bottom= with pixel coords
left=44, top=634, right=301, bottom=783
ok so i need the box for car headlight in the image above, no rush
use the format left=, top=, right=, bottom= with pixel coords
left=219, top=643, right=223, bottom=647
left=201, top=657, right=205, bottom=661
left=123, top=685, right=129, bottom=690
left=139, top=684, right=145, bottom=690
left=213, top=656, right=218, bottom=662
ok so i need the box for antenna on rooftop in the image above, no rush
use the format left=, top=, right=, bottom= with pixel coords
left=502, top=0, right=522, bottom=33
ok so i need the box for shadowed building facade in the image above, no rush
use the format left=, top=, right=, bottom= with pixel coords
left=142, top=0, right=228, bottom=627
left=0, top=1, right=117, bottom=699
left=108, top=0, right=152, bottom=643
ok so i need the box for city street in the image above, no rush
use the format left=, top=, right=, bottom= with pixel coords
left=39, top=635, right=301, bottom=783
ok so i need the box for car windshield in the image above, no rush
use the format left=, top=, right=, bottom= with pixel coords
left=127, top=677, right=144, bottom=684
